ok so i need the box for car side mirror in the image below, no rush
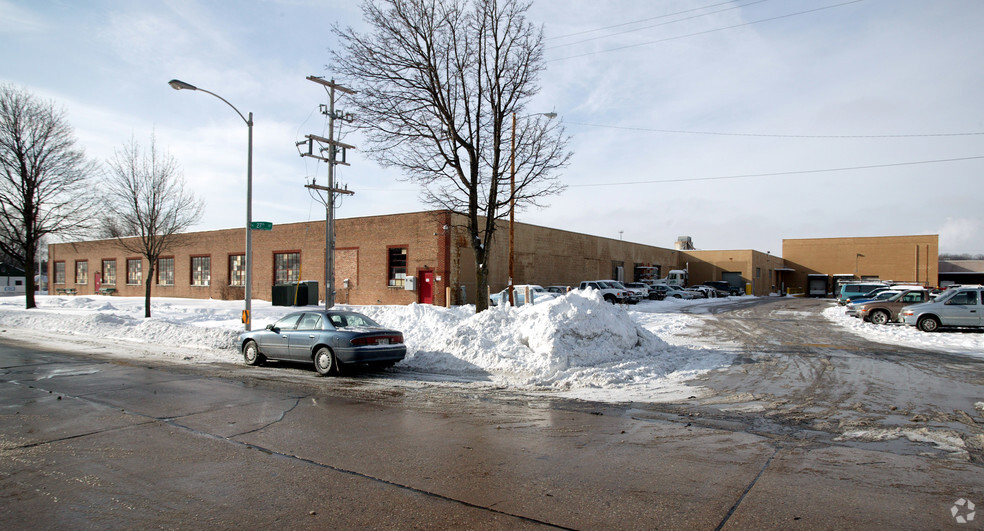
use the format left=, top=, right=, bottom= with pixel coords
left=266, top=323, right=276, bottom=331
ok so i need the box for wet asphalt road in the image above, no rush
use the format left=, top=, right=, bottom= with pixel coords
left=2, top=297, right=983, bottom=529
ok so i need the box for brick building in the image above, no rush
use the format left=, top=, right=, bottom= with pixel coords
left=47, top=210, right=940, bottom=304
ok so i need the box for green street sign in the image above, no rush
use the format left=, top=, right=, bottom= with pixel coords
left=250, top=221, right=273, bottom=231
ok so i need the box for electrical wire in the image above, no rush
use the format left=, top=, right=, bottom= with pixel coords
left=546, top=0, right=771, bottom=50
left=547, top=0, right=750, bottom=41
left=567, top=154, right=984, bottom=187
left=567, top=121, right=984, bottom=139
left=548, top=0, right=865, bottom=62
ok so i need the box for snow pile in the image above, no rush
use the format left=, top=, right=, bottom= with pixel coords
left=822, top=305, right=984, bottom=359
left=0, top=292, right=732, bottom=401
left=357, top=290, right=719, bottom=390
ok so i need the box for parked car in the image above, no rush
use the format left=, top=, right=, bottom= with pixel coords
left=686, top=285, right=717, bottom=298
left=845, top=290, right=901, bottom=317
left=489, top=284, right=560, bottom=306
left=239, top=310, right=406, bottom=375
left=545, top=285, right=571, bottom=295
left=856, top=288, right=932, bottom=324
left=622, top=282, right=652, bottom=302
left=837, top=282, right=889, bottom=305
left=901, top=285, right=984, bottom=332
left=607, top=281, right=642, bottom=304
left=579, top=280, right=629, bottom=304
left=661, top=285, right=700, bottom=299
left=647, top=284, right=669, bottom=300
left=702, top=281, right=735, bottom=297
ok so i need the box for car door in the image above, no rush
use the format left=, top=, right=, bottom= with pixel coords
left=939, top=290, right=981, bottom=327
left=288, top=312, right=324, bottom=360
left=262, top=313, right=302, bottom=359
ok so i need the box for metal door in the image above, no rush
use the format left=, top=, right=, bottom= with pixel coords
left=419, top=271, right=434, bottom=304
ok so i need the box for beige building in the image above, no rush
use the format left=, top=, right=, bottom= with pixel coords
left=782, top=235, right=939, bottom=296
left=47, top=210, right=938, bottom=304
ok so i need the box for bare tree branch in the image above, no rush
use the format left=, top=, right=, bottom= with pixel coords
left=0, top=83, right=98, bottom=309
left=101, top=134, right=204, bottom=318
left=330, top=0, right=571, bottom=311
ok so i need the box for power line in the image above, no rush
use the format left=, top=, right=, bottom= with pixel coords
left=568, top=155, right=984, bottom=188
left=568, top=121, right=984, bottom=139
left=548, top=0, right=865, bottom=63
left=546, top=0, right=771, bottom=50
left=548, top=0, right=741, bottom=40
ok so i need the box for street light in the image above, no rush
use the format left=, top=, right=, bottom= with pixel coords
left=168, top=79, right=254, bottom=330
left=508, top=111, right=557, bottom=305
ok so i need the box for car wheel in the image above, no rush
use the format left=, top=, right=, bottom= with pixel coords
left=604, top=295, right=616, bottom=304
left=314, top=347, right=338, bottom=376
left=672, top=294, right=681, bottom=298
left=869, top=310, right=890, bottom=325
left=917, top=316, right=940, bottom=333
left=243, top=340, right=265, bottom=366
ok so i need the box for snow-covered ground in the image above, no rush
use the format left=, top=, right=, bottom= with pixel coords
left=1, top=292, right=981, bottom=404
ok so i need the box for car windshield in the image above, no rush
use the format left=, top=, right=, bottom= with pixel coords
left=327, top=312, right=382, bottom=329
left=609, top=282, right=626, bottom=289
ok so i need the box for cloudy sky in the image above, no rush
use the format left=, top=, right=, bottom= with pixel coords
left=3, top=0, right=982, bottom=255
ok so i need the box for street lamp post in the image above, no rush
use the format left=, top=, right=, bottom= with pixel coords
left=508, top=111, right=556, bottom=306
left=168, top=79, right=254, bottom=330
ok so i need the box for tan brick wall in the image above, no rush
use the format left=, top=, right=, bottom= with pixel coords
left=782, top=235, right=939, bottom=293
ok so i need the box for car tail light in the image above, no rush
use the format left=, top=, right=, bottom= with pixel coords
left=351, top=335, right=404, bottom=346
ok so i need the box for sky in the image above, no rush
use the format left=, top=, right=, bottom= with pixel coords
left=2, top=0, right=983, bottom=256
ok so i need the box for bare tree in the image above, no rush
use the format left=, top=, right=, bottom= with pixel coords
left=331, top=0, right=571, bottom=311
left=101, top=135, right=204, bottom=318
left=0, top=83, right=98, bottom=309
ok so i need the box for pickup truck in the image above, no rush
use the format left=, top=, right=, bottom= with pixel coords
left=579, top=280, right=629, bottom=304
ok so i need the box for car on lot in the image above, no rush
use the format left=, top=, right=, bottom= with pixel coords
left=545, top=285, right=571, bottom=295
left=842, top=285, right=898, bottom=307
left=837, top=282, right=889, bottom=305
left=622, top=282, right=652, bottom=301
left=702, top=281, right=735, bottom=297
left=661, top=285, right=700, bottom=299
left=856, top=288, right=932, bottom=324
left=489, top=284, right=560, bottom=306
left=647, top=284, right=669, bottom=300
left=845, top=290, right=901, bottom=317
left=686, top=285, right=718, bottom=298
left=238, top=310, right=406, bottom=375
left=901, top=285, right=984, bottom=332
left=579, top=280, right=630, bottom=304
left=608, top=281, right=642, bottom=304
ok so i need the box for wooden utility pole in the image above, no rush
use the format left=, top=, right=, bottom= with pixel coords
left=299, top=77, right=356, bottom=309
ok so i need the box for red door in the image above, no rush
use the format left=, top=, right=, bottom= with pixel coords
left=419, top=271, right=434, bottom=304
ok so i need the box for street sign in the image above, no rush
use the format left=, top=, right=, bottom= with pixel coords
left=250, top=221, right=273, bottom=231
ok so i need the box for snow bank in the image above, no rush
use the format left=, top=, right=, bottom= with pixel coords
left=0, top=292, right=732, bottom=402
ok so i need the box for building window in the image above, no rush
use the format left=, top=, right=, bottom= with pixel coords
left=75, top=260, right=88, bottom=285
left=191, top=256, right=210, bottom=286
left=102, top=259, right=116, bottom=285
left=274, top=252, right=300, bottom=285
left=229, top=254, right=245, bottom=287
left=127, top=259, right=142, bottom=285
left=388, top=247, right=407, bottom=287
left=157, top=258, right=174, bottom=286
left=756, top=267, right=761, bottom=279
left=54, top=261, right=65, bottom=284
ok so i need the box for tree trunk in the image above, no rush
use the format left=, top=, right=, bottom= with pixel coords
left=473, top=244, right=490, bottom=312
left=24, top=240, right=37, bottom=309
left=144, top=262, right=154, bottom=318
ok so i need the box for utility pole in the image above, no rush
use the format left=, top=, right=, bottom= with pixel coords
left=298, top=76, right=356, bottom=310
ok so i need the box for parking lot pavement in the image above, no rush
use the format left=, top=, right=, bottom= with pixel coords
left=1, top=331, right=982, bottom=529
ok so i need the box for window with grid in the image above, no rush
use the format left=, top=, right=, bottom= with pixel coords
left=127, top=259, right=142, bottom=285
left=191, top=256, right=210, bottom=286
left=75, top=261, right=88, bottom=285
left=388, top=247, right=407, bottom=287
left=54, top=262, right=65, bottom=284
left=274, top=252, right=300, bottom=285
left=102, top=259, right=116, bottom=285
left=157, top=258, right=174, bottom=285
left=228, top=254, right=245, bottom=286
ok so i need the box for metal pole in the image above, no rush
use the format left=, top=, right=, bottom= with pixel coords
left=245, top=112, right=253, bottom=330
left=508, top=112, right=516, bottom=306
left=326, top=84, right=336, bottom=310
